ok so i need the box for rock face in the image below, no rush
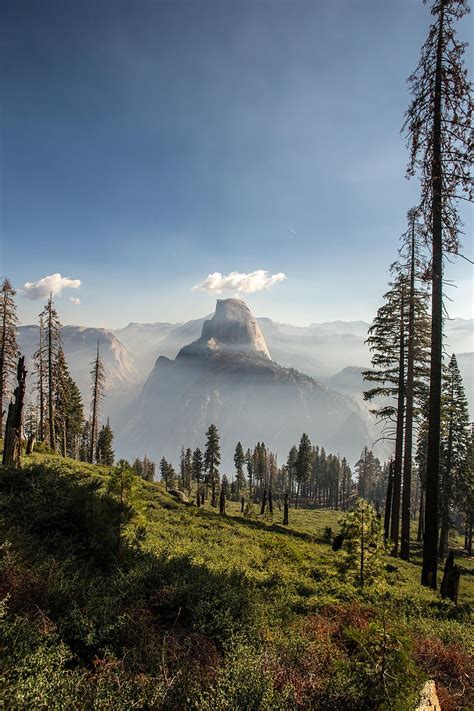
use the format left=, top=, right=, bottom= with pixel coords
left=120, top=299, right=376, bottom=468
left=17, top=325, right=140, bottom=418
left=179, top=298, right=271, bottom=360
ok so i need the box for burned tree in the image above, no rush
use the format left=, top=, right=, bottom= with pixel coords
left=0, top=278, right=19, bottom=437
left=2, top=356, right=26, bottom=466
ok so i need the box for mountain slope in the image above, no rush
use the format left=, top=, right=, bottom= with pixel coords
left=17, top=325, right=139, bottom=417
left=120, top=299, right=377, bottom=467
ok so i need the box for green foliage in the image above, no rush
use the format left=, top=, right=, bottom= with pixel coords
left=96, top=420, right=114, bottom=466
left=296, top=433, right=312, bottom=490
left=196, top=644, right=293, bottom=710
left=335, top=617, right=420, bottom=710
left=0, top=452, right=473, bottom=709
left=339, top=499, right=387, bottom=587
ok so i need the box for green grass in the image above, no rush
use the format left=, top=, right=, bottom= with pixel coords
left=1, top=450, right=472, bottom=709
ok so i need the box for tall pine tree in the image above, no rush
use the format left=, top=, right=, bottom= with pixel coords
left=438, top=354, right=471, bottom=559
left=403, top=0, right=473, bottom=588
left=204, top=424, right=221, bottom=507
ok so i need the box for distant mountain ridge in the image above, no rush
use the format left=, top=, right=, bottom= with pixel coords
left=17, top=313, right=473, bottom=453
left=120, top=299, right=379, bottom=468
left=17, top=325, right=140, bottom=420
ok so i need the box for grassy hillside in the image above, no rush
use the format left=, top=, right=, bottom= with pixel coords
left=1, top=451, right=472, bottom=710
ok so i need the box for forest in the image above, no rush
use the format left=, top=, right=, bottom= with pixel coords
left=1, top=0, right=473, bottom=709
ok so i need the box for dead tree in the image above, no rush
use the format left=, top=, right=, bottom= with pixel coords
left=268, top=489, right=273, bottom=515
left=2, top=356, right=26, bottom=466
left=440, top=549, right=460, bottom=604
left=219, top=485, right=226, bottom=515
left=260, top=489, right=267, bottom=515
left=283, top=492, right=289, bottom=525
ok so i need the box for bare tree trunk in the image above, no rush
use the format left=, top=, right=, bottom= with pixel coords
left=38, top=317, right=45, bottom=441
left=90, top=350, right=99, bottom=464
left=440, top=550, right=459, bottom=604
left=283, top=492, right=289, bottom=525
left=0, top=299, right=7, bottom=437
left=268, top=489, right=273, bottom=515
left=417, top=487, right=425, bottom=542
left=439, top=372, right=454, bottom=562
left=401, top=221, right=416, bottom=561
left=260, top=489, right=267, bottom=515
left=422, top=2, right=444, bottom=591
left=219, top=486, right=225, bottom=515
left=391, top=289, right=406, bottom=555
left=384, top=460, right=393, bottom=540
left=26, top=434, right=36, bottom=454
left=47, top=299, right=56, bottom=452
left=2, top=356, right=26, bottom=467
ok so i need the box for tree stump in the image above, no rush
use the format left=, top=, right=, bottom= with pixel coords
left=440, top=549, right=460, bottom=604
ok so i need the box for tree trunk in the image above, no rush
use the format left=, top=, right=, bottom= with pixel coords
left=440, top=550, right=459, bottom=604
left=384, top=460, right=394, bottom=540
left=38, top=317, right=45, bottom=441
left=417, top=487, right=425, bottom=542
left=219, top=486, right=225, bottom=515
left=422, top=1, right=444, bottom=591
left=2, top=356, right=27, bottom=467
left=391, top=289, right=406, bottom=555
left=283, top=492, right=289, bottom=525
left=47, top=300, right=56, bottom=452
left=90, top=353, right=99, bottom=464
left=260, top=489, right=267, bottom=515
left=0, top=299, right=7, bottom=437
left=401, top=221, right=416, bottom=561
left=240, top=496, right=244, bottom=513
left=26, top=434, right=36, bottom=455
left=439, top=373, right=454, bottom=562
left=268, top=489, right=273, bottom=515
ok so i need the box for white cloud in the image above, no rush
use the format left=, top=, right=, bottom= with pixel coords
left=69, top=297, right=81, bottom=305
left=22, top=273, right=82, bottom=301
left=193, top=270, right=286, bottom=295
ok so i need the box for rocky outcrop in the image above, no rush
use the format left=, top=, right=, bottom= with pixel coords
left=416, top=680, right=441, bottom=711
left=178, top=298, right=271, bottom=360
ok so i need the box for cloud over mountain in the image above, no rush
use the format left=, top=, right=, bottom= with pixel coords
left=22, top=273, right=82, bottom=300
left=193, top=270, right=286, bottom=295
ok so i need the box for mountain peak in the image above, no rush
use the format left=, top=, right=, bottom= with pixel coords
left=179, top=298, right=271, bottom=360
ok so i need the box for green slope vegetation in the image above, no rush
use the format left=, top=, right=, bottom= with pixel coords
left=1, top=451, right=472, bottom=710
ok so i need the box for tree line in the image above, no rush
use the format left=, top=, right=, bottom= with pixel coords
left=157, top=424, right=371, bottom=517
left=0, top=282, right=115, bottom=467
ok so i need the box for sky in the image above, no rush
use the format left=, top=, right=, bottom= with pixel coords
left=1, top=0, right=472, bottom=329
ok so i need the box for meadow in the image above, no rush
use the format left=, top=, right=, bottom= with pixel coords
left=0, top=450, right=472, bottom=710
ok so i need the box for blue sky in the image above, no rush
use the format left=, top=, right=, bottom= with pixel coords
left=1, top=0, right=472, bottom=328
